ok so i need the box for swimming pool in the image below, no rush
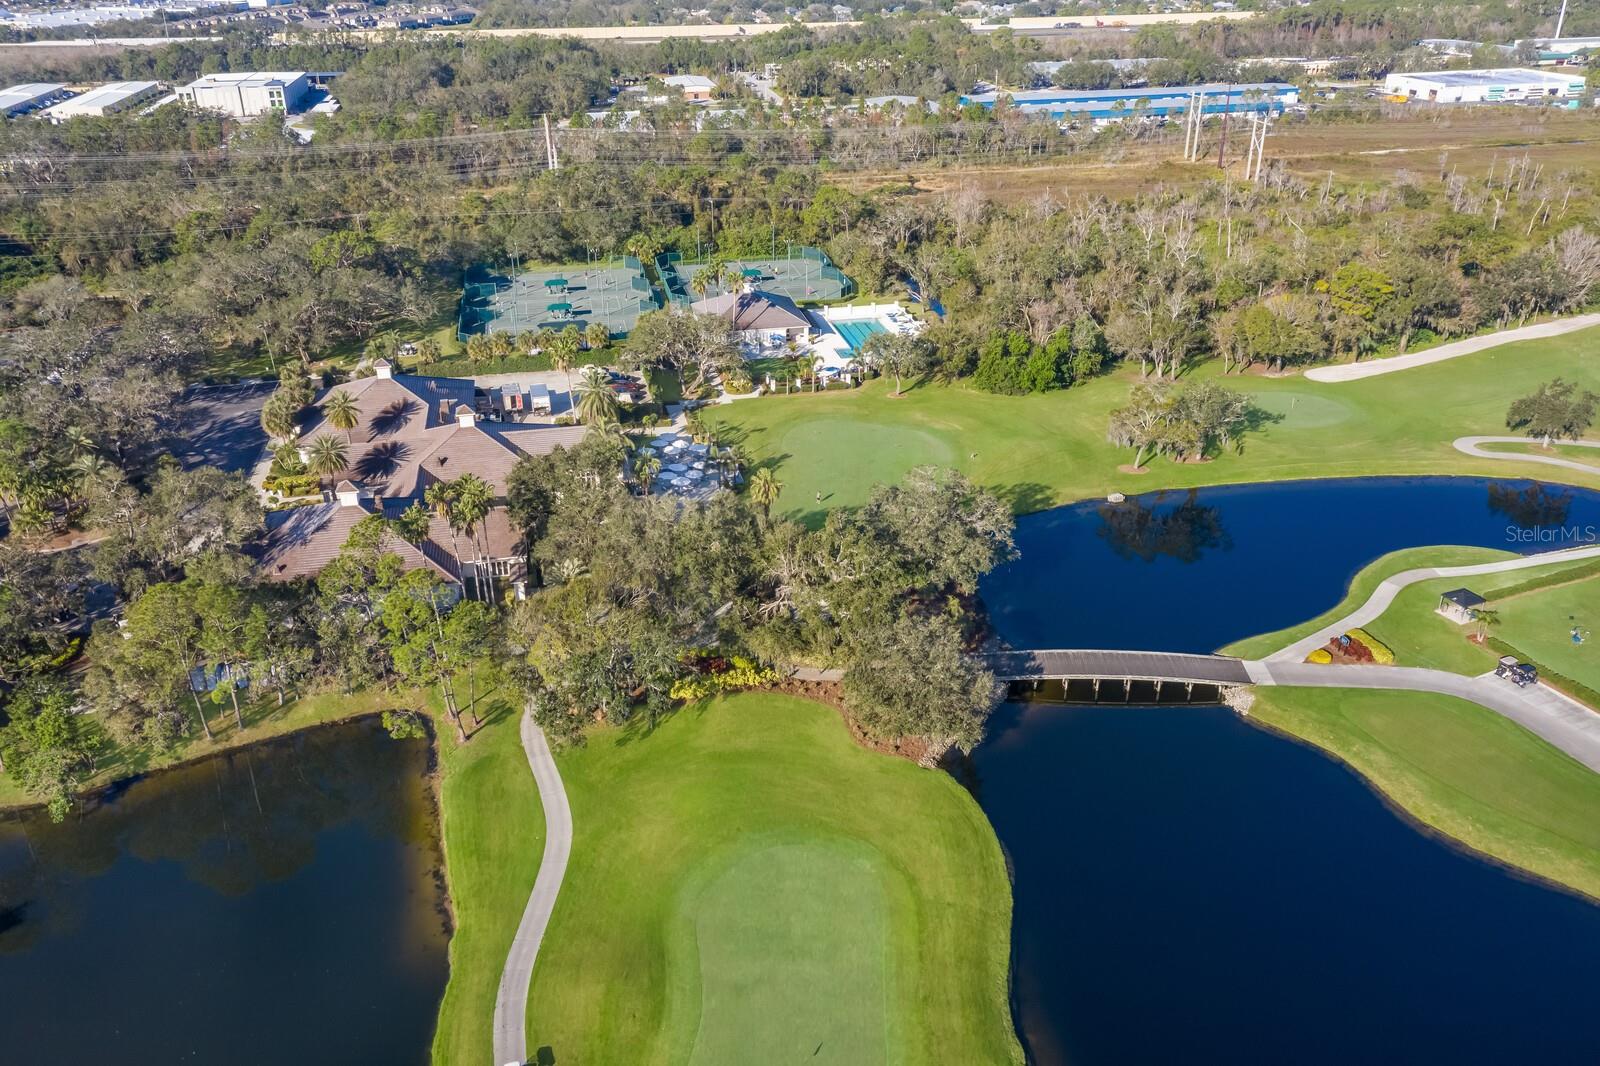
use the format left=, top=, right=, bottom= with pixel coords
left=834, top=319, right=887, bottom=351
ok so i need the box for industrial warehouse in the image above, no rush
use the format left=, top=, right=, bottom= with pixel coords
left=1384, top=68, right=1589, bottom=105
left=960, top=82, right=1299, bottom=123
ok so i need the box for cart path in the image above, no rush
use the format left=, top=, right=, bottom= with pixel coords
left=1303, top=314, right=1600, bottom=382
left=1247, top=659, right=1600, bottom=774
left=1453, top=436, right=1600, bottom=477
left=492, top=709, right=572, bottom=1066
left=1265, top=544, right=1600, bottom=665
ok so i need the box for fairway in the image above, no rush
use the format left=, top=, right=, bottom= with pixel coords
left=669, top=839, right=889, bottom=1065
left=704, top=325, right=1600, bottom=522
left=524, top=692, right=1020, bottom=1064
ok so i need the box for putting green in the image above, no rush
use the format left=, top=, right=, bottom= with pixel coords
left=1249, top=390, right=1356, bottom=431
left=668, top=839, right=890, bottom=1065
left=775, top=417, right=954, bottom=517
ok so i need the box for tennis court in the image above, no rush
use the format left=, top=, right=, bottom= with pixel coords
left=457, top=258, right=659, bottom=341
left=658, top=246, right=852, bottom=306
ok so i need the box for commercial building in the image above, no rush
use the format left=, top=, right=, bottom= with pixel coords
left=43, top=81, right=162, bottom=120
left=1384, top=68, right=1587, bottom=104
left=0, top=82, right=70, bottom=117
left=663, top=73, right=716, bottom=102
left=961, top=82, right=1299, bottom=122
left=176, top=71, right=311, bottom=116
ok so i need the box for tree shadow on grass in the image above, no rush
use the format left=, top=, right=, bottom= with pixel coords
left=993, top=481, right=1053, bottom=515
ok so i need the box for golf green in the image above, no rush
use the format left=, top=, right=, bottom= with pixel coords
left=524, top=692, right=1020, bottom=1063
left=1496, top=574, right=1600, bottom=692
left=667, top=838, right=891, bottom=1065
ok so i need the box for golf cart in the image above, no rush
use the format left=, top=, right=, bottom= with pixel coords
left=1494, top=655, right=1538, bottom=687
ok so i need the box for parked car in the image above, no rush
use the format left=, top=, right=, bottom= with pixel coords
left=1495, top=655, right=1538, bottom=687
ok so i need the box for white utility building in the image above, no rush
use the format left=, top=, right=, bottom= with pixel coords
left=0, top=82, right=70, bottom=117
left=176, top=71, right=310, bottom=117
left=1384, top=68, right=1587, bottom=104
left=43, top=81, right=162, bottom=120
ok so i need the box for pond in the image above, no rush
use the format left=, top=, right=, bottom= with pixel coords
left=973, top=476, right=1600, bottom=1065
left=0, top=719, right=449, bottom=1065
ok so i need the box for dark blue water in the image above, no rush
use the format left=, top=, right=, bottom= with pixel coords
left=972, top=477, right=1600, bottom=1066
left=0, top=721, right=449, bottom=1064
left=981, top=476, right=1600, bottom=653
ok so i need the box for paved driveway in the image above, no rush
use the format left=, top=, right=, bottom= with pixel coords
left=172, top=381, right=275, bottom=474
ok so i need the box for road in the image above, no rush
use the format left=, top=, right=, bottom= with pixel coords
left=1453, top=435, right=1600, bottom=477
left=492, top=710, right=572, bottom=1066
left=1303, top=313, right=1600, bottom=382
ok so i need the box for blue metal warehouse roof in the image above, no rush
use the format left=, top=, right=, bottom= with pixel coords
left=962, top=81, right=1295, bottom=108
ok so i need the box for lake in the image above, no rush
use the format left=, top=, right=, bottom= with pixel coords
left=974, top=476, right=1600, bottom=1065
left=0, top=719, right=449, bottom=1064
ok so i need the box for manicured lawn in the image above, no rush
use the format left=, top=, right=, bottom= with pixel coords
left=1249, top=686, right=1600, bottom=901
left=1480, top=440, right=1600, bottom=469
left=702, top=326, right=1600, bottom=524
left=429, top=688, right=544, bottom=1066
left=1494, top=574, right=1600, bottom=694
left=525, top=691, right=1020, bottom=1065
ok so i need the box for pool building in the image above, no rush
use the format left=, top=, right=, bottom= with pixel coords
left=961, top=82, right=1299, bottom=123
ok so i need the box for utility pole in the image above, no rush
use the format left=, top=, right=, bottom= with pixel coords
left=1217, top=83, right=1233, bottom=170
left=542, top=114, right=559, bottom=170
left=1555, top=0, right=1569, bottom=39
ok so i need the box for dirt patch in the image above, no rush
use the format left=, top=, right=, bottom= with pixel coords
left=1116, top=463, right=1151, bottom=475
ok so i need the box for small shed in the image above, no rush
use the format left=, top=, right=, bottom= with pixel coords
left=1437, top=588, right=1486, bottom=625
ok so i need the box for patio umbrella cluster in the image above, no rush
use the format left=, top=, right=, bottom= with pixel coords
left=636, top=432, right=725, bottom=499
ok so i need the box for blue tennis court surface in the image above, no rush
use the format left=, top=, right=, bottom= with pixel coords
left=835, top=320, right=886, bottom=351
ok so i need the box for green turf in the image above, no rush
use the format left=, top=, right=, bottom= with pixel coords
left=702, top=326, right=1600, bottom=524
left=525, top=691, right=1020, bottom=1064
left=1493, top=575, right=1600, bottom=693
left=667, top=838, right=890, bottom=1065
left=430, top=688, right=544, bottom=1066
left=1249, top=686, right=1600, bottom=901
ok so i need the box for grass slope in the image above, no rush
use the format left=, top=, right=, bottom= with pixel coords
left=1250, top=686, right=1600, bottom=901
left=703, top=326, right=1600, bottom=525
left=525, top=691, right=1020, bottom=1065
left=430, top=691, right=544, bottom=1066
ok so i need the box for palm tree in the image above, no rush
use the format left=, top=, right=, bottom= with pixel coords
left=546, top=329, right=580, bottom=412
left=624, top=234, right=662, bottom=266
left=425, top=480, right=476, bottom=602
left=305, top=435, right=348, bottom=487
left=1474, top=607, right=1501, bottom=644
left=454, top=473, right=495, bottom=602
left=584, top=320, right=610, bottom=352
left=635, top=454, right=661, bottom=494
left=575, top=366, right=620, bottom=426
left=748, top=467, right=782, bottom=519
left=323, top=389, right=360, bottom=443
left=261, top=394, right=299, bottom=442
